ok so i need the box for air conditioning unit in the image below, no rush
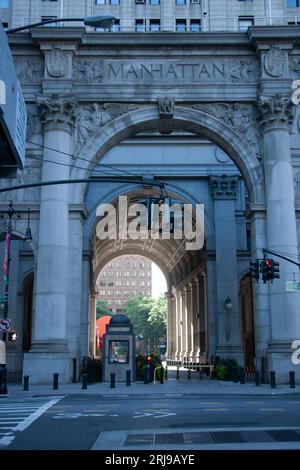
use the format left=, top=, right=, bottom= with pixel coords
left=191, top=0, right=200, bottom=4
left=136, top=0, right=146, bottom=4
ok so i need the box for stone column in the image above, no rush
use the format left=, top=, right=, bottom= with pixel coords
left=166, top=293, right=175, bottom=359
left=174, top=291, right=181, bottom=361
left=200, top=272, right=208, bottom=354
left=180, top=288, right=187, bottom=361
left=209, top=175, right=243, bottom=362
left=191, top=278, right=200, bottom=360
left=184, top=285, right=192, bottom=362
left=23, top=94, right=76, bottom=384
left=259, top=93, right=300, bottom=382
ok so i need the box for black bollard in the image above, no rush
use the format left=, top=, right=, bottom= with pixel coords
left=53, top=373, right=59, bottom=390
left=176, top=366, right=179, bottom=380
left=144, top=366, right=149, bottom=384
left=270, top=370, right=276, bottom=388
left=240, top=367, right=245, bottom=384
left=160, top=367, right=164, bottom=384
left=0, top=366, right=7, bottom=395
left=255, top=370, right=260, bottom=386
left=289, top=371, right=296, bottom=389
left=126, top=370, right=131, bottom=386
left=165, top=366, right=168, bottom=381
left=23, top=375, right=29, bottom=391
left=110, top=372, right=115, bottom=389
left=72, top=358, right=77, bottom=384
left=188, top=367, right=191, bottom=380
left=82, top=373, right=88, bottom=390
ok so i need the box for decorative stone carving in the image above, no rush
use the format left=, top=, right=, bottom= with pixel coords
left=193, top=103, right=261, bottom=159
left=230, top=59, right=259, bottom=83
left=14, top=57, right=44, bottom=83
left=73, top=60, right=104, bottom=83
left=294, top=171, right=300, bottom=200
left=37, top=94, right=77, bottom=132
left=73, top=103, right=139, bottom=154
left=215, top=147, right=230, bottom=163
left=264, top=46, right=287, bottom=78
left=158, top=96, right=175, bottom=135
left=290, top=57, right=300, bottom=78
left=258, top=93, right=294, bottom=129
left=0, top=166, right=41, bottom=202
left=46, top=48, right=67, bottom=78
left=209, top=175, right=238, bottom=199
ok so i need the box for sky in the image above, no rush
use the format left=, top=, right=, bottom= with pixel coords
left=151, top=262, right=167, bottom=298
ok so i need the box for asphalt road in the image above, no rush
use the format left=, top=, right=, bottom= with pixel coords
left=2, top=393, right=300, bottom=450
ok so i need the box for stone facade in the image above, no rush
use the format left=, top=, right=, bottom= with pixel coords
left=0, top=25, right=299, bottom=384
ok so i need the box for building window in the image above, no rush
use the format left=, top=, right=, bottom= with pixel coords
left=150, top=0, right=160, bottom=4
left=95, top=0, right=106, bottom=4
left=0, top=0, right=9, bottom=7
left=135, top=19, right=145, bottom=32
left=287, top=0, right=300, bottom=7
left=149, top=19, right=160, bottom=31
left=111, top=19, right=120, bottom=31
left=176, top=0, right=186, bottom=4
left=238, top=17, right=254, bottom=31
left=176, top=19, right=187, bottom=32
left=99, top=280, right=106, bottom=286
left=190, top=19, right=201, bottom=32
left=110, top=0, right=120, bottom=4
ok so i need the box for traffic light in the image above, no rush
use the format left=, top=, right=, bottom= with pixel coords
left=146, top=354, right=153, bottom=364
left=250, top=259, right=260, bottom=281
left=271, top=260, right=280, bottom=282
left=260, top=259, right=272, bottom=283
left=7, top=331, right=17, bottom=342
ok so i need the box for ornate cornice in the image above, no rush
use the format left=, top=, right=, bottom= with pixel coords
left=209, top=174, right=239, bottom=200
left=36, top=94, right=77, bottom=133
left=258, top=93, right=294, bottom=131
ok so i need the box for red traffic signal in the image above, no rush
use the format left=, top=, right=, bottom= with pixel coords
left=146, top=354, right=153, bottom=363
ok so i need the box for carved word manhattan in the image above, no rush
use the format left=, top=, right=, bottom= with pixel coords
left=107, top=62, right=225, bottom=81
left=96, top=196, right=204, bottom=251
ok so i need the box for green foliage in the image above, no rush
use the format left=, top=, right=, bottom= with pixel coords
left=124, top=295, right=167, bottom=351
left=214, top=358, right=241, bottom=381
left=96, top=300, right=112, bottom=319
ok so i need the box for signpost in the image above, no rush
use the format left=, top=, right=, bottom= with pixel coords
left=286, top=282, right=300, bottom=292
left=0, top=318, right=11, bottom=332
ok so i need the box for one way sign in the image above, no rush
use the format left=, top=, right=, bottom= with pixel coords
left=0, top=318, right=11, bottom=332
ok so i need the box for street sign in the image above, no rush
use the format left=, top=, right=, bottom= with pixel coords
left=0, top=318, right=11, bottom=332
left=286, top=282, right=300, bottom=292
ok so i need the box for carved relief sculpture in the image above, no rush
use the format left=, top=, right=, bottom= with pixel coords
left=258, top=93, right=294, bottom=129
left=36, top=94, right=77, bottom=132
left=158, top=96, right=175, bottom=135
left=46, top=48, right=67, bottom=78
left=264, top=46, right=287, bottom=78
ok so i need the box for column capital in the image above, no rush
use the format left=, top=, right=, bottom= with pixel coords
left=258, top=93, right=294, bottom=131
left=37, top=93, right=77, bottom=133
left=209, top=174, right=238, bottom=200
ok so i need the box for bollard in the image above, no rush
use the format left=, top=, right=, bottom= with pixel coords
left=160, top=366, right=164, bottom=384
left=199, top=368, right=203, bottom=380
left=165, top=366, right=168, bottom=381
left=255, top=370, right=260, bottom=386
left=53, top=373, right=59, bottom=390
left=126, top=370, right=131, bottom=386
left=82, top=373, right=88, bottom=390
left=188, top=367, right=191, bottom=380
left=176, top=366, right=180, bottom=380
left=0, top=366, right=7, bottom=395
left=270, top=370, right=276, bottom=388
left=240, top=367, right=245, bottom=384
left=289, top=371, right=295, bottom=389
left=23, top=375, right=29, bottom=392
left=72, top=358, right=77, bottom=384
left=144, top=366, right=149, bottom=384
left=110, top=372, right=116, bottom=389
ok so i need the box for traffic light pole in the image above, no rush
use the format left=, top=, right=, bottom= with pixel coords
left=263, top=248, right=300, bottom=269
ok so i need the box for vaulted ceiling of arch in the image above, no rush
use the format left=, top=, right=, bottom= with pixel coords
left=90, top=190, right=205, bottom=288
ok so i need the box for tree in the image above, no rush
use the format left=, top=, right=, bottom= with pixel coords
left=124, top=295, right=167, bottom=354
left=96, top=300, right=112, bottom=319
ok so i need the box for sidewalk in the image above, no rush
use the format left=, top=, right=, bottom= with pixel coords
left=1, top=376, right=299, bottom=399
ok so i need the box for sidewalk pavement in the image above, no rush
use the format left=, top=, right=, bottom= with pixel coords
left=1, top=376, right=299, bottom=399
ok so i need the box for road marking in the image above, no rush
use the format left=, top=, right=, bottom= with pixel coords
left=12, top=398, right=62, bottom=432
left=199, top=402, right=224, bottom=405
left=244, top=401, right=265, bottom=404
left=259, top=408, right=284, bottom=412
left=204, top=408, right=228, bottom=412
left=288, top=401, right=300, bottom=404
left=52, top=412, right=119, bottom=419
left=133, top=411, right=176, bottom=419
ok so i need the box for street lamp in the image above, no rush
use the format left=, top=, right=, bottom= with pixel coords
left=6, top=15, right=116, bottom=34
left=0, top=202, right=32, bottom=394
